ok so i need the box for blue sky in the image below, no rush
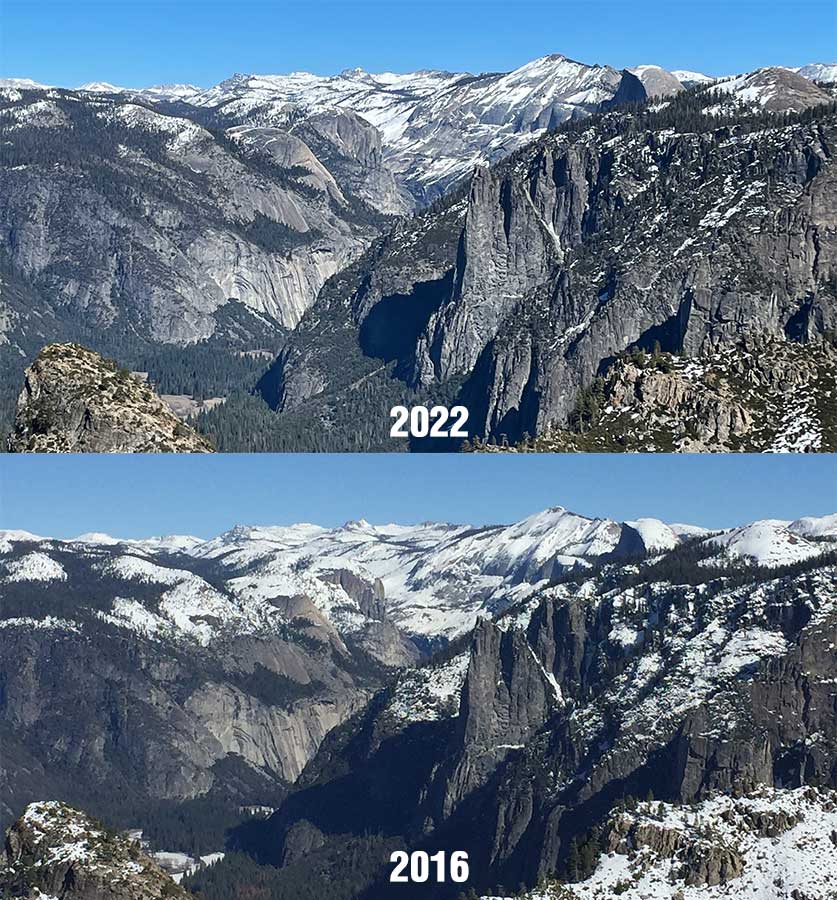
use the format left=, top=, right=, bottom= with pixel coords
left=2, top=0, right=834, bottom=87
left=1, top=455, right=834, bottom=539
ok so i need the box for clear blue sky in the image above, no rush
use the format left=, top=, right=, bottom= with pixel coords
left=1, top=455, right=834, bottom=539
left=2, top=0, right=834, bottom=87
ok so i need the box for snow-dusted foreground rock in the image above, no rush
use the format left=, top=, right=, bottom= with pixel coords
left=485, top=787, right=837, bottom=899
left=0, top=802, right=190, bottom=899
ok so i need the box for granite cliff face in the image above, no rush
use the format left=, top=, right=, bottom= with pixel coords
left=4, top=512, right=836, bottom=897
left=0, top=86, right=388, bottom=350
left=0, top=802, right=189, bottom=900
left=3, top=506, right=816, bottom=830
left=1, top=66, right=835, bottom=450
left=0, top=53, right=657, bottom=364
left=446, top=111, right=836, bottom=439
left=267, top=88, right=837, bottom=448
left=6, top=343, right=214, bottom=452
left=0, top=529, right=420, bottom=827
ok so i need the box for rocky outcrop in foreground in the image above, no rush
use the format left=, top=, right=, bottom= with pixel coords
left=473, top=336, right=837, bottom=452
left=7, top=343, right=214, bottom=452
left=485, top=786, right=837, bottom=899
left=0, top=801, right=189, bottom=899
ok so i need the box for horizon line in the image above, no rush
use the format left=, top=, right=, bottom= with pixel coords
left=5, top=53, right=835, bottom=94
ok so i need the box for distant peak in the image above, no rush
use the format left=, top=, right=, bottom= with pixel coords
left=537, top=52, right=590, bottom=68
left=217, top=72, right=253, bottom=88
left=73, top=532, right=121, bottom=544
left=343, top=518, right=372, bottom=529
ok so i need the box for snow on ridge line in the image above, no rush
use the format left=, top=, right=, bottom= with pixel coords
left=0, top=529, right=46, bottom=553
left=3, top=552, right=67, bottom=582
left=534, top=785, right=837, bottom=900
left=671, top=68, right=715, bottom=84
left=792, top=62, right=837, bottom=82
left=709, top=518, right=828, bottom=566
left=73, top=532, right=124, bottom=545
left=624, top=518, right=680, bottom=552
left=5, top=55, right=833, bottom=111
left=668, top=522, right=714, bottom=538
left=788, top=512, right=837, bottom=539
left=0, top=529, right=45, bottom=543
left=71, top=532, right=204, bottom=553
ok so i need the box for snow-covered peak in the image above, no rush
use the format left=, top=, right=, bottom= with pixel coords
left=791, top=61, right=837, bottom=83
left=138, top=83, right=202, bottom=98
left=135, top=534, right=204, bottom=552
left=0, top=528, right=45, bottom=548
left=73, top=531, right=123, bottom=545
left=625, top=518, right=681, bottom=551
left=5, top=506, right=833, bottom=642
left=671, top=68, right=714, bottom=86
left=342, top=517, right=372, bottom=530
left=788, top=512, right=837, bottom=539
left=91, top=51, right=623, bottom=199
left=8, top=51, right=831, bottom=205
left=0, top=77, right=52, bottom=90
left=78, top=81, right=126, bottom=93
left=505, top=53, right=606, bottom=81
left=492, top=506, right=620, bottom=560
left=195, top=522, right=328, bottom=558
left=709, top=518, right=825, bottom=566
left=69, top=532, right=203, bottom=553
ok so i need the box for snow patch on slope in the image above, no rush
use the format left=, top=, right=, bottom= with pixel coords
left=626, top=518, right=680, bottom=552
left=389, top=652, right=470, bottom=722
left=103, top=555, right=192, bottom=585
left=4, top=552, right=67, bottom=582
left=709, top=519, right=822, bottom=566
left=567, top=786, right=837, bottom=900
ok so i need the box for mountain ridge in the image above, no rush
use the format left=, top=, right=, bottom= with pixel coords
left=3, top=505, right=836, bottom=897
left=190, top=540, right=837, bottom=898
left=3, top=55, right=837, bottom=450
left=260, top=86, right=837, bottom=450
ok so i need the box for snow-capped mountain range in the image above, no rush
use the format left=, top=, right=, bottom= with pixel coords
left=2, top=51, right=835, bottom=415
left=2, top=507, right=835, bottom=642
left=3, top=505, right=836, bottom=898
left=251, top=513, right=837, bottom=899
left=4, top=55, right=834, bottom=202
